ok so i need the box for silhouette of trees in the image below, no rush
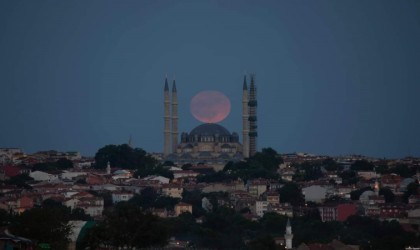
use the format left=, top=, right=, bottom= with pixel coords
left=390, top=164, right=416, bottom=178
left=94, top=144, right=157, bottom=170
left=350, top=160, right=375, bottom=171
left=339, top=170, right=359, bottom=185
left=247, top=235, right=277, bottom=250
left=293, top=161, right=323, bottom=181
left=221, top=148, right=283, bottom=182
left=81, top=202, right=168, bottom=249
left=403, top=180, right=419, bottom=203
left=5, top=173, right=33, bottom=189
left=9, top=207, right=72, bottom=249
left=322, top=158, right=340, bottom=171
left=32, top=158, right=73, bottom=171
left=379, top=188, right=395, bottom=203
left=279, top=183, right=304, bottom=206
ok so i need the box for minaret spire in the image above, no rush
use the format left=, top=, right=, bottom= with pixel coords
left=242, top=75, right=250, bottom=158
left=285, top=218, right=293, bottom=249
left=163, top=76, right=171, bottom=156
left=248, top=74, right=258, bottom=156
left=171, top=78, right=178, bottom=154
left=106, top=161, right=111, bottom=175
left=128, top=135, right=132, bottom=148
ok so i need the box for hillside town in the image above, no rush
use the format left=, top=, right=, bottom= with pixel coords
left=1, top=146, right=419, bottom=249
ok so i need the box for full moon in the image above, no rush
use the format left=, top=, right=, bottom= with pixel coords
left=190, top=91, right=231, bottom=123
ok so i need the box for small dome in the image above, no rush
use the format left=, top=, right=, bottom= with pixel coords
left=360, top=190, right=375, bottom=200
left=190, top=123, right=231, bottom=136
left=400, top=178, right=415, bottom=191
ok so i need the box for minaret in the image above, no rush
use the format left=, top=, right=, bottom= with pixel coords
left=128, top=135, right=132, bottom=148
left=285, top=218, right=293, bottom=249
left=163, top=76, right=171, bottom=156
left=374, top=179, right=380, bottom=196
left=106, top=161, right=111, bottom=175
left=248, top=74, right=258, bottom=156
left=242, top=75, right=250, bottom=158
left=171, top=78, right=178, bottom=154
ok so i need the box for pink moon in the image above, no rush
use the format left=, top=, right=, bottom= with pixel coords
left=190, top=91, right=231, bottom=123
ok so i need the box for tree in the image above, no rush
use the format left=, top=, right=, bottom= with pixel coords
left=343, top=215, right=418, bottom=249
left=390, top=164, right=416, bottom=178
left=81, top=202, right=168, bottom=249
left=182, top=163, right=193, bottom=170
left=128, top=187, right=158, bottom=209
left=55, top=158, right=73, bottom=169
left=249, top=148, right=283, bottom=172
left=32, top=158, right=73, bottom=171
left=259, top=212, right=288, bottom=235
left=297, top=161, right=323, bottom=181
left=323, top=158, right=339, bottom=171
left=403, top=180, right=419, bottom=203
left=163, top=161, right=175, bottom=166
left=339, top=170, right=359, bottom=185
left=196, top=171, right=235, bottom=183
left=293, top=219, right=344, bottom=245
left=198, top=207, right=247, bottom=249
left=350, top=160, right=375, bottom=171
left=222, top=151, right=281, bottom=182
left=279, top=183, right=304, bottom=206
left=94, top=144, right=157, bottom=169
left=379, top=188, right=395, bottom=203
left=0, top=209, right=11, bottom=226
left=9, top=207, right=72, bottom=249
left=154, top=196, right=180, bottom=210
left=247, top=235, right=277, bottom=250
left=70, top=208, right=94, bottom=221
left=182, top=189, right=206, bottom=217
left=5, top=173, right=33, bottom=189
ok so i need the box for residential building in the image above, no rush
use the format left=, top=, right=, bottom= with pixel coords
left=162, top=184, right=183, bottom=198
left=111, top=191, right=134, bottom=203
left=254, top=200, right=269, bottom=217
left=268, top=203, right=293, bottom=217
left=175, top=202, right=193, bottom=216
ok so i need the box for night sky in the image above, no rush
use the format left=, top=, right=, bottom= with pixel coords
left=1, top=1, right=419, bottom=158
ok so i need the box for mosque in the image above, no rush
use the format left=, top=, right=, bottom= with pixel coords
left=163, top=75, right=258, bottom=166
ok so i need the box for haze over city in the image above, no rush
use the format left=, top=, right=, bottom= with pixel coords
left=1, top=0, right=419, bottom=158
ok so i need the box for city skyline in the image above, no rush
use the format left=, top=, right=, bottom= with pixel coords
left=1, top=1, right=419, bottom=158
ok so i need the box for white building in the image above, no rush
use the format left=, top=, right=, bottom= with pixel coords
left=111, top=191, right=134, bottom=203
left=60, top=171, right=87, bottom=181
left=254, top=200, right=269, bottom=217
left=141, top=175, right=170, bottom=184
left=29, top=170, right=59, bottom=182
left=302, top=185, right=328, bottom=203
left=285, top=219, right=293, bottom=249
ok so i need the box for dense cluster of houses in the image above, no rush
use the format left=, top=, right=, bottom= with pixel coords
left=1, top=148, right=420, bottom=247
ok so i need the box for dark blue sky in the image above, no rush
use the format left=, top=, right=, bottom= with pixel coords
left=1, top=0, right=419, bottom=158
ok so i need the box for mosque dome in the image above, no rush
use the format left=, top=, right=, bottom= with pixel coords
left=190, top=123, right=231, bottom=136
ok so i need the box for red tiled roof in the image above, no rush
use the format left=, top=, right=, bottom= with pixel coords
left=1, top=165, right=21, bottom=177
